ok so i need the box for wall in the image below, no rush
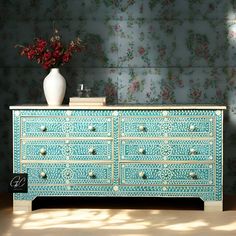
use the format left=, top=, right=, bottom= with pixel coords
left=1, top=0, right=236, bottom=194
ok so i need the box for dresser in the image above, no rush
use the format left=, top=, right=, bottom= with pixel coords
left=10, top=105, right=226, bottom=212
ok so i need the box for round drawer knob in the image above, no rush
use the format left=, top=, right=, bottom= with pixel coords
left=88, top=125, right=95, bottom=131
left=40, top=148, right=46, bottom=155
left=88, top=171, right=94, bottom=177
left=88, top=148, right=95, bottom=154
left=113, top=185, right=119, bottom=192
left=139, top=125, right=145, bottom=131
left=139, top=148, right=145, bottom=154
left=139, top=171, right=145, bottom=178
left=190, top=148, right=196, bottom=155
left=189, top=172, right=197, bottom=179
left=189, top=125, right=196, bottom=131
left=40, top=172, right=46, bottom=178
left=40, top=125, right=46, bottom=132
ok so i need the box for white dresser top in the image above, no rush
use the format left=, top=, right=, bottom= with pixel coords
left=9, top=104, right=227, bottom=110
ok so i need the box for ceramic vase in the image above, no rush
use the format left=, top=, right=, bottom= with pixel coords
left=43, top=68, right=66, bottom=106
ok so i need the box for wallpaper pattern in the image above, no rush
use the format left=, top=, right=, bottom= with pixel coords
left=1, top=0, right=236, bottom=194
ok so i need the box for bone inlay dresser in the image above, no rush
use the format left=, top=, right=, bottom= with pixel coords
left=10, top=105, right=226, bottom=212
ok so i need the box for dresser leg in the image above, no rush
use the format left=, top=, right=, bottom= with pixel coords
left=13, top=200, right=32, bottom=213
left=204, top=201, right=223, bottom=212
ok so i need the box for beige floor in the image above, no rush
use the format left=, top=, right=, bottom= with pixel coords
left=1, top=194, right=236, bottom=236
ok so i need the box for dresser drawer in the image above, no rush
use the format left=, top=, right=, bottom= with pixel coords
left=22, top=163, right=113, bottom=185
left=120, top=163, right=214, bottom=186
left=21, top=116, right=113, bottom=138
left=120, top=140, right=214, bottom=161
left=120, top=116, right=214, bottom=138
left=21, top=140, right=113, bottom=161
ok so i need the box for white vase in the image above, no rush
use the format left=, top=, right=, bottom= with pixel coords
left=43, top=68, right=66, bottom=106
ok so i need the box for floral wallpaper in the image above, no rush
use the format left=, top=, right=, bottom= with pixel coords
left=1, top=0, right=236, bottom=194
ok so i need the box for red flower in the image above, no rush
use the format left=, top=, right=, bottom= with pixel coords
left=53, top=49, right=61, bottom=59
left=27, top=49, right=36, bottom=60
left=36, top=39, right=47, bottom=53
left=43, top=51, right=52, bottom=61
left=51, top=41, right=62, bottom=50
left=42, top=60, right=53, bottom=70
left=62, top=52, right=71, bottom=63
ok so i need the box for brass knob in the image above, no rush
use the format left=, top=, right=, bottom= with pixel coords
left=40, top=172, right=46, bottom=178
left=88, top=171, right=94, bottom=177
left=189, top=125, right=196, bottom=131
left=88, top=148, right=95, bottom=154
left=40, top=125, right=46, bottom=131
left=88, top=125, right=95, bottom=131
left=139, top=148, right=145, bottom=154
left=40, top=148, right=46, bottom=155
left=139, top=171, right=145, bottom=178
left=139, top=125, right=145, bottom=131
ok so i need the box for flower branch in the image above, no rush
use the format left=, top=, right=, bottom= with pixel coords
left=15, top=28, right=84, bottom=70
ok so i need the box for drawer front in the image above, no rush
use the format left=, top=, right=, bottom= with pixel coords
left=120, top=140, right=214, bottom=161
left=22, top=163, right=113, bottom=185
left=21, top=140, right=113, bottom=161
left=21, top=116, right=113, bottom=138
left=120, top=117, right=214, bottom=138
left=120, top=163, right=214, bottom=186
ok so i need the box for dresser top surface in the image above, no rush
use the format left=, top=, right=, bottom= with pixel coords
left=9, top=104, right=227, bottom=110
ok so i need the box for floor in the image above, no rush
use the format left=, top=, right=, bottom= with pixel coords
left=1, top=194, right=236, bottom=236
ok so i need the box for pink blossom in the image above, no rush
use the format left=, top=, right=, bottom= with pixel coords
left=161, top=87, right=170, bottom=101
left=128, top=80, right=140, bottom=93
left=190, top=88, right=202, bottom=101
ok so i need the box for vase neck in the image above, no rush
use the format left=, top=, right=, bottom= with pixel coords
left=50, top=68, right=59, bottom=73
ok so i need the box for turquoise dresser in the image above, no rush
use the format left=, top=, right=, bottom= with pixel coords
left=10, top=105, right=226, bottom=212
